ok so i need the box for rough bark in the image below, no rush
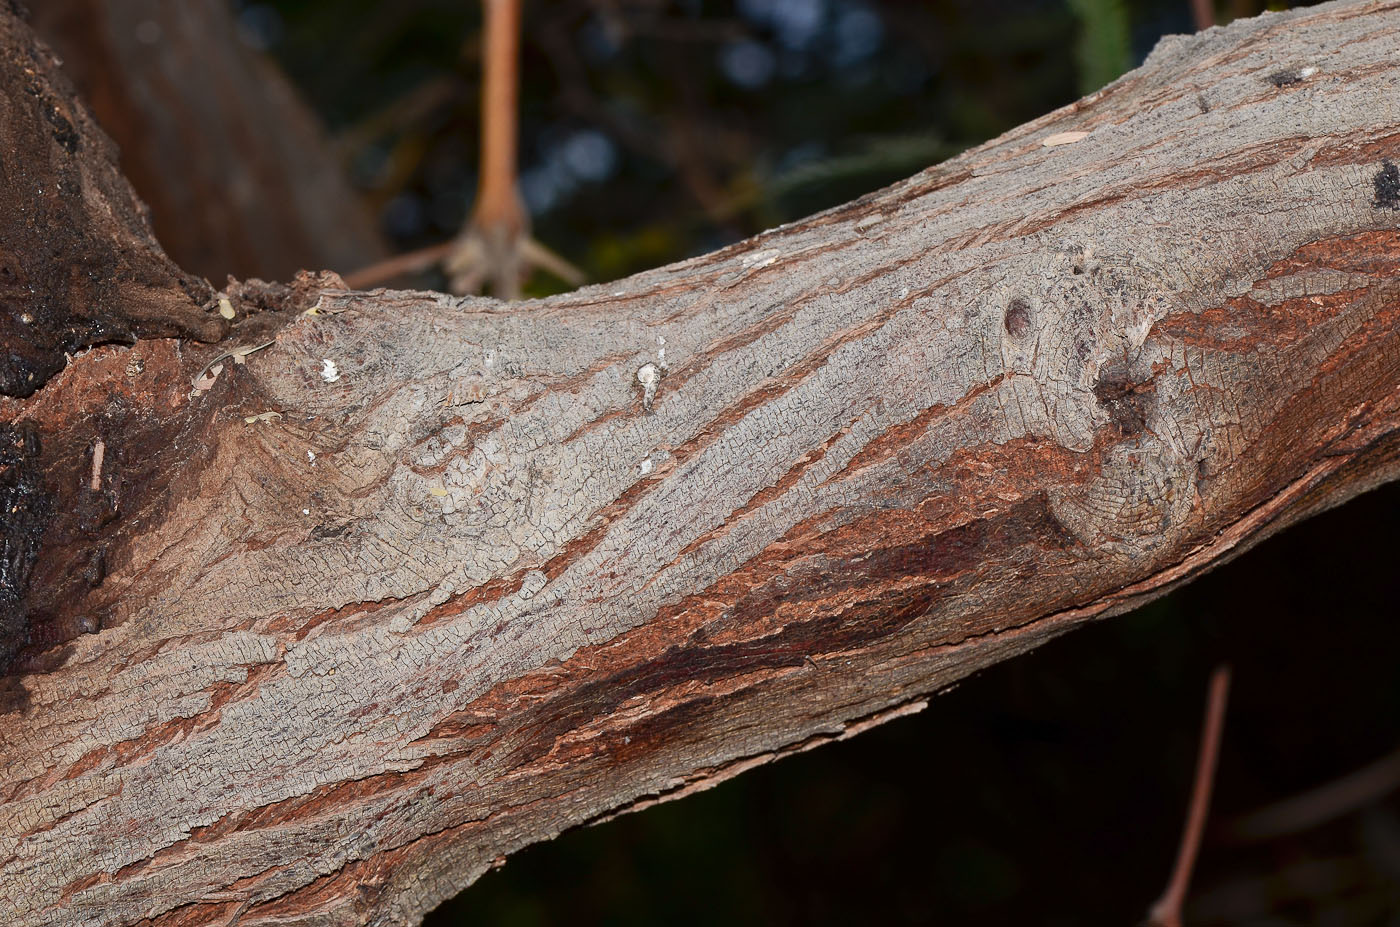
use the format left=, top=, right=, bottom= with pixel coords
left=0, top=8, right=221, bottom=400
left=4, top=1, right=1400, bottom=925
left=26, top=0, right=386, bottom=284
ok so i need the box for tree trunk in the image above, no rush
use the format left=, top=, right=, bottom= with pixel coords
left=4, top=1, right=1400, bottom=925
left=27, top=0, right=386, bottom=283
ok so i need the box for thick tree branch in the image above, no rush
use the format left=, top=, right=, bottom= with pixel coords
left=4, top=2, right=1400, bottom=925
left=27, top=0, right=387, bottom=283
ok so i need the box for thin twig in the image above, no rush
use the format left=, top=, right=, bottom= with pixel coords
left=1226, top=744, right=1400, bottom=842
left=520, top=235, right=586, bottom=286
left=343, top=240, right=456, bottom=290
left=1190, top=0, right=1216, bottom=30
left=1148, top=664, right=1232, bottom=927
left=190, top=341, right=276, bottom=390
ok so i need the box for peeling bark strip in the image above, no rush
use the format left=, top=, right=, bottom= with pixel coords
left=4, top=1, right=1400, bottom=925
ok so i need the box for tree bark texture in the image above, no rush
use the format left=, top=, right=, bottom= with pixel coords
left=4, top=1, right=1400, bottom=924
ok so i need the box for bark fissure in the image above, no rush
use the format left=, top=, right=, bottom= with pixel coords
left=5, top=2, right=1400, bottom=925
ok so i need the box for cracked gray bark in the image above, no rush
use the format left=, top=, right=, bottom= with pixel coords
left=4, top=1, right=1400, bottom=925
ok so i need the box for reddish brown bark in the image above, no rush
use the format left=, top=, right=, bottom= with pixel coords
left=3, top=3, right=1400, bottom=926
left=28, top=0, right=385, bottom=283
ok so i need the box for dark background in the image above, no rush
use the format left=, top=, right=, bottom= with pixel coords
left=189, top=0, right=1400, bottom=922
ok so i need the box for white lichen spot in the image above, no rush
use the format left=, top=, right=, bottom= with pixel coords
left=217, top=297, right=235, bottom=320
left=320, top=358, right=340, bottom=383
left=1043, top=130, right=1090, bottom=147
left=636, top=362, right=661, bottom=411
left=518, top=570, right=547, bottom=600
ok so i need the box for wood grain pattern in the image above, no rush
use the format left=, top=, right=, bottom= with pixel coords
left=4, top=2, right=1400, bottom=925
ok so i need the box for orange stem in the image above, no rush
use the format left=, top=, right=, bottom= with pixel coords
left=1148, top=664, right=1232, bottom=927
left=1190, top=0, right=1216, bottom=30
left=474, top=0, right=522, bottom=229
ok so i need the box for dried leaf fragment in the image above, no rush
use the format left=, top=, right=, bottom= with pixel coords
left=193, top=363, right=223, bottom=391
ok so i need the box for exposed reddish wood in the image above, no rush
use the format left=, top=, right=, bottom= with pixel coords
left=5, top=3, right=1400, bottom=927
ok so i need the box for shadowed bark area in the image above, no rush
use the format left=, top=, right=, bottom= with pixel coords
left=0, top=10, right=221, bottom=400
left=3, top=2, right=1400, bottom=926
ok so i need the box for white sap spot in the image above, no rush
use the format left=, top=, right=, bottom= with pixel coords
left=636, top=362, right=661, bottom=411
left=320, top=359, right=340, bottom=383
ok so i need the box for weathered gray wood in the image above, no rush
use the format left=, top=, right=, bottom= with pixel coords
left=4, top=1, right=1400, bottom=925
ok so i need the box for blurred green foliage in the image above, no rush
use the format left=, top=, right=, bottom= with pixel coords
left=1067, top=0, right=1133, bottom=93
